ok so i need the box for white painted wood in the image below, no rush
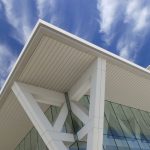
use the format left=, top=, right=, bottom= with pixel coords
left=14, top=82, right=65, bottom=106
left=48, top=132, right=74, bottom=142
left=77, top=123, right=89, bottom=140
left=87, top=58, right=106, bottom=150
left=12, top=82, right=73, bottom=150
left=69, top=62, right=94, bottom=101
left=71, top=101, right=89, bottom=124
left=53, top=103, right=68, bottom=132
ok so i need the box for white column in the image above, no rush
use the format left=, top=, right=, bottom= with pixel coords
left=12, top=82, right=70, bottom=150
left=87, top=57, right=106, bottom=150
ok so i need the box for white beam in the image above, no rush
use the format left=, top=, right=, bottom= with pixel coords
left=53, top=103, right=68, bottom=132
left=87, top=57, right=106, bottom=150
left=14, top=82, right=65, bottom=106
left=71, top=101, right=89, bottom=124
left=50, top=133, right=74, bottom=142
left=12, top=82, right=68, bottom=150
left=77, top=123, right=89, bottom=140
left=69, top=62, right=94, bottom=101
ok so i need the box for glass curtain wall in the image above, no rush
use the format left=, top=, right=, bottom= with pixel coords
left=15, top=96, right=150, bottom=150
left=104, top=101, right=150, bottom=150
left=15, top=103, right=85, bottom=150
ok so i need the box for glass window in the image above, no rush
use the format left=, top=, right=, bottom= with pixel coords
left=122, top=105, right=141, bottom=140
left=132, top=108, right=150, bottom=141
left=45, top=107, right=53, bottom=123
left=105, top=101, right=124, bottom=138
left=69, top=142, right=78, bottom=150
left=122, top=104, right=150, bottom=149
left=112, top=103, right=134, bottom=138
left=103, top=135, right=118, bottom=150
left=15, top=146, right=20, bottom=150
left=79, top=95, right=90, bottom=111
left=38, top=134, right=47, bottom=150
left=65, top=115, right=74, bottom=133
left=15, top=97, right=150, bottom=150
left=51, top=106, right=60, bottom=125
left=69, top=142, right=86, bottom=150
left=20, top=140, right=25, bottom=150
left=24, top=133, right=31, bottom=150
left=140, top=111, right=150, bottom=127
left=103, top=115, right=118, bottom=150
left=31, top=128, right=38, bottom=150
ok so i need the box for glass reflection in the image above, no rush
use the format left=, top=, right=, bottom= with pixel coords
left=104, top=101, right=150, bottom=150
left=15, top=96, right=150, bottom=150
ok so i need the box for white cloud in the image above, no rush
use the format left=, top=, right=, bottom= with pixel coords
left=117, top=37, right=137, bottom=61
left=36, top=0, right=55, bottom=19
left=97, top=0, right=119, bottom=34
left=97, top=0, right=150, bottom=61
left=0, top=0, right=58, bottom=87
left=134, top=7, right=149, bottom=32
left=1, top=0, right=32, bottom=44
left=0, top=44, right=16, bottom=88
left=125, top=0, right=149, bottom=32
left=117, top=0, right=150, bottom=61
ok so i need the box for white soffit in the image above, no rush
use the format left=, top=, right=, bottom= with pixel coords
left=18, top=35, right=95, bottom=92
left=106, top=62, right=150, bottom=111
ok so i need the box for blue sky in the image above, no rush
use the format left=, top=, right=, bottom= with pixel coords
left=0, top=0, right=150, bottom=87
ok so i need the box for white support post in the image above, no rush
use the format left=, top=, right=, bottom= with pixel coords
left=68, top=57, right=106, bottom=150
left=12, top=82, right=74, bottom=150
left=87, top=57, right=106, bottom=150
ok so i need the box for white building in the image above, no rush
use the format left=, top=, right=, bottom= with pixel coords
left=1, top=20, right=150, bottom=150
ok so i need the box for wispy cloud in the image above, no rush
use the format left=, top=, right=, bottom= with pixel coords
left=36, top=0, right=59, bottom=25
left=97, top=0, right=118, bottom=34
left=1, top=0, right=33, bottom=44
left=97, top=0, right=123, bottom=44
left=97, top=0, right=150, bottom=61
left=125, top=0, right=149, bottom=32
left=117, top=0, right=150, bottom=60
left=0, top=44, right=16, bottom=88
left=0, top=0, right=59, bottom=88
left=117, top=36, right=137, bottom=61
left=36, top=0, right=55, bottom=19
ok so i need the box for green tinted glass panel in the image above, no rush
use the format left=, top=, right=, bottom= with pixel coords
left=24, top=133, right=31, bottom=150
left=31, top=128, right=38, bottom=150
left=15, top=97, right=150, bottom=150
left=20, top=140, right=25, bottom=150
left=38, top=134, right=47, bottom=150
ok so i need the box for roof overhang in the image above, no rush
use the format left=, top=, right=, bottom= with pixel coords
left=1, top=19, right=150, bottom=149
